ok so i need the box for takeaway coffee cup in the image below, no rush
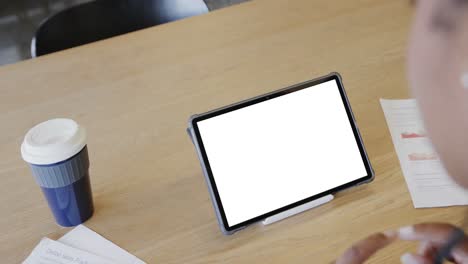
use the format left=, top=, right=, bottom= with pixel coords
left=21, top=118, right=94, bottom=227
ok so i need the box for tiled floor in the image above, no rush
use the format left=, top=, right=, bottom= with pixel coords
left=0, top=0, right=249, bottom=66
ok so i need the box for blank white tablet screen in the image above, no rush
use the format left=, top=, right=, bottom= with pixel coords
left=197, top=79, right=367, bottom=227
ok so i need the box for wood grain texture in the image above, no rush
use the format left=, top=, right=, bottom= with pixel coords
left=0, top=0, right=465, bottom=263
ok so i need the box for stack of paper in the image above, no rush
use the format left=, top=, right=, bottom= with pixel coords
left=381, top=99, right=468, bottom=208
left=23, top=225, right=146, bottom=264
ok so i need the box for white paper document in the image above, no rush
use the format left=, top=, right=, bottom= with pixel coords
left=23, top=237, right=115, bottom=264
left=59, top=225, right=145, bottom=264
left=23, top=225, right=146, bottom=264
left=381, top=99, right=468, bottom=208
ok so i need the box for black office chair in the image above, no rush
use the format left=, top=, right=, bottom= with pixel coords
left=31, top=0, right=209, bottom=57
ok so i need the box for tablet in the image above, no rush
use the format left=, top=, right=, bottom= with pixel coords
left=187, top=73, right=374, bottom=235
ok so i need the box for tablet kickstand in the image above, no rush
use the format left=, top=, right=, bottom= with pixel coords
left=262, top=194, right=334, bottom=225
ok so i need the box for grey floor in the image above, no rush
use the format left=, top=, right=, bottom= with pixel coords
left=0, top=0, right=248, bottom=66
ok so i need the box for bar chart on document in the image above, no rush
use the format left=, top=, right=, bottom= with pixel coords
left=381, top=99, right=468, bottom=208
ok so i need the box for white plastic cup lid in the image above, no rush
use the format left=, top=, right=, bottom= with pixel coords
left=21, top=118, right=87, bottom=165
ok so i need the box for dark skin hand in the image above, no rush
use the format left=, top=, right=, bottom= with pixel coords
left=335, top=224, right=468, bottom=264
left=335, top=231, right=397, bottom=264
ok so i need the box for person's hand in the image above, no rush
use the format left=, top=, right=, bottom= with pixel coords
left=397, top=223, right=468, bottom=264
left=335, top=223, right=468, bottom=264
left=335, top=231, right=397, bottom=264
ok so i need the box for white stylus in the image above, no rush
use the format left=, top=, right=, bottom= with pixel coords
left=262, top=194, right=334, bottom=225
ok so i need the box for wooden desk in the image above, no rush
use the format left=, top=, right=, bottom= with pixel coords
left=0, top=0, right=465, bottom=263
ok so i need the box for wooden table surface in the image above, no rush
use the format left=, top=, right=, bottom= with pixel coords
left=1, top=0, right=465, bottom=263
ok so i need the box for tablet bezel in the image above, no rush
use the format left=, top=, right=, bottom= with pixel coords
left=189, top=72, right=374, bottom=234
